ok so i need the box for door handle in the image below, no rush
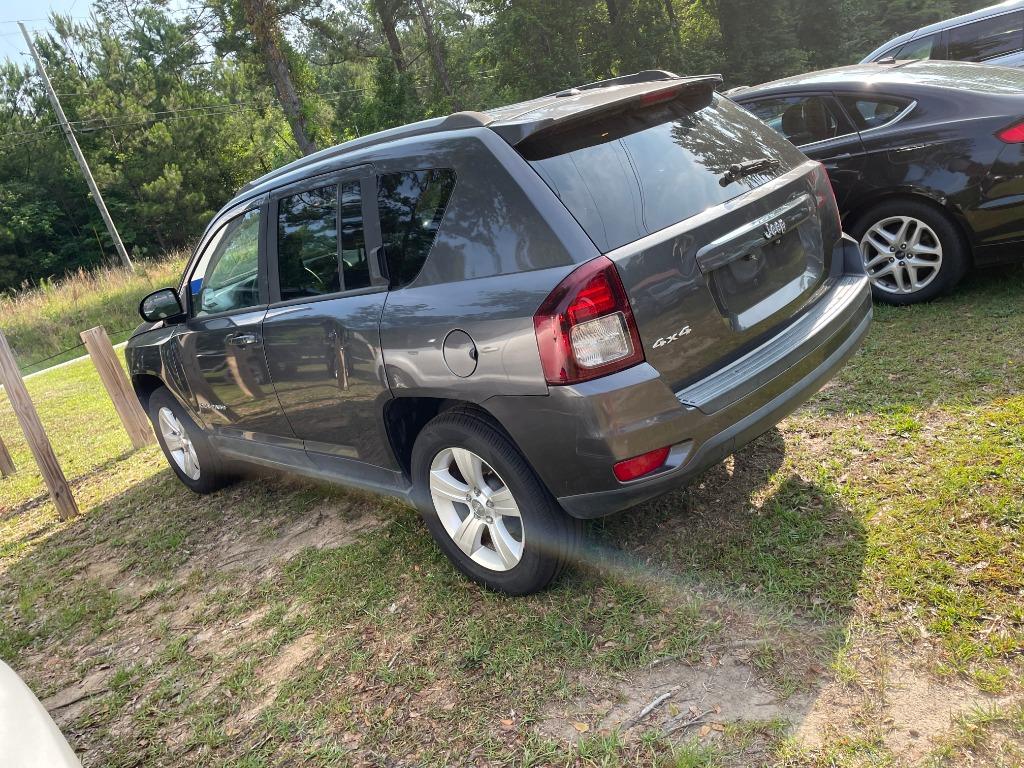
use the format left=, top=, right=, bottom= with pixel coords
left=227, top=332, right=260, bottom=347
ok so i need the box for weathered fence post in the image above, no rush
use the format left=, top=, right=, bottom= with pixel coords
left=80, top=326, right=154, bottom=450
left=0, top=331, right=78, bottom=518
left=0, top=436, right=14, bottom=477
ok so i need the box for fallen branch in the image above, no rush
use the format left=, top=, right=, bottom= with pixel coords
left=662, top=710, right=709, bottom=736
left=621, top=691, right=672, bottom=732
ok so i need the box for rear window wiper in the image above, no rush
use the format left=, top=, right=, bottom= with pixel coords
left=720, top=157, right=780, bottom=186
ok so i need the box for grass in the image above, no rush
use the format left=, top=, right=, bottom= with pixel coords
left=1, top=265, right=1023, bottom=766
left=0, top=254, right=186, bottom=374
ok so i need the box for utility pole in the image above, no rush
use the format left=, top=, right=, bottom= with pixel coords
left=19, top=23, right=133, bottom=272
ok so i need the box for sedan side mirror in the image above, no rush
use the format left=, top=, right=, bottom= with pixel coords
left=139, top=288, right=185, bottom=323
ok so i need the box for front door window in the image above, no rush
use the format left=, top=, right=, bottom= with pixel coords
left=190, top=208, right=263, bottom=316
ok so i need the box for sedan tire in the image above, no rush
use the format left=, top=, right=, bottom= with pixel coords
left=851, top=198, right=969, bottom=305
left=149, top=387, right=234, bottom=494
left=411, top=407, right=581, bottom=595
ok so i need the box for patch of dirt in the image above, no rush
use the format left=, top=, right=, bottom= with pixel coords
left=226, top=633, right=320, bottom=731
left=539, top=647, right=817, bottom=746
left=41, top=667, right=114, bottom=722
left=194, top=501, right=382, bottom=577
left=797, top=649, right=1021, bottom=764
left=539, top=613, right=1022, bottom=767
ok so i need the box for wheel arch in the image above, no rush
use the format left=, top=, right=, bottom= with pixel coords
left=131, top=373, right=166, bottom=413
left=843, top=190, right=975, bottom=264
left=383, top=396, right=519, bottom=480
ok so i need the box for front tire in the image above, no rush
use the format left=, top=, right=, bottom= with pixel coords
left=851, top=198, right=969, bottom=305
left=148, top=387, right=234, bottom=494
left=411, top=407, right=580, bottom=595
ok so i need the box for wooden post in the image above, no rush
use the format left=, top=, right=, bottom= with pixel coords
left=80, top=326, right=154, bottom=449
left=0, top=332, right=78, bottom=518
left=0, top=435, right=14, bottom=477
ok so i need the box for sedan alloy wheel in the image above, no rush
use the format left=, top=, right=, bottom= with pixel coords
left=859, top=215, right=943, bottom=296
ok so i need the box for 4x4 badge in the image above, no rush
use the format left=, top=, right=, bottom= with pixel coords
left=763, top=218, right=787, bottom=240
left=652, top=325, right=692, bottom=349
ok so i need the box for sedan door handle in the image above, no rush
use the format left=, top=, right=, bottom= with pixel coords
left=227, top=332, right=260, bottom=347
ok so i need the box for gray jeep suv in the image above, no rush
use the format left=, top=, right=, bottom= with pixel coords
left=128, top=70, right=872, bottom=594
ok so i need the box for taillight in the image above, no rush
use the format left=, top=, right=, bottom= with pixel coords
left=533, top=256, right=644, bottom=385
left=809, top=161, right=841, bottom=230
left=997, top=120, right=1024, bottom=143
left=614, top=446, right=670, bottom=481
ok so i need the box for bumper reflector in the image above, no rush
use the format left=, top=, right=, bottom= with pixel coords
left=613, top=446, right=671, bottom=482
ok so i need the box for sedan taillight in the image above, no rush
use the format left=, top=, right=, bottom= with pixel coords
left=997, top=119, right=1024, bottom=143
left=533, top=256, right=644, bottom=385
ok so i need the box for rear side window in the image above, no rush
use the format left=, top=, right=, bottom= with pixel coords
left=277, top=185, right=339, bottom=300
left=947, top=12, right=1024, bottom=62
left=837, top=94, right=913, bottom=130
left=520, top=95, right=799, bottom=252
left=377, top=169, right=456, bottom=288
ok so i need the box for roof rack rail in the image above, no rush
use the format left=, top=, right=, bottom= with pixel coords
left=239, top=111, right=492, bottom=194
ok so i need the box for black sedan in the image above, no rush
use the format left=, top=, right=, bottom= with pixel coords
left=728, top=60, right=1024, bottom=304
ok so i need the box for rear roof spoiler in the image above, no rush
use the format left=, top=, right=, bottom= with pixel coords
left=488, top=73, right=724, bottom=146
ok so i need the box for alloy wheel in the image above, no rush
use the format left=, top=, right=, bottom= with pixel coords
left=158, top=406, right=201, bottom=480
left=859, top=215, right=943, bottom=295
left=429, top=447, right=524, bottom=571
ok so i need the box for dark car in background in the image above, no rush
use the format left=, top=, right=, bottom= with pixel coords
left=729, top=60, right=1024, bottom=303
left=861, top=0, right=1024, bottom=68
left=127, top=70, right=871, bottom=595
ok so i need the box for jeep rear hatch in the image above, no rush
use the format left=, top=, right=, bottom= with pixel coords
left=514, top=88, right=842, bottom=397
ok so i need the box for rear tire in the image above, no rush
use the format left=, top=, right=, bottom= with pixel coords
left=148, top=387, right=234, bottom=494
left=850, top=198, right=969, bottom=305
left=411, top=407, right=580, bottom=595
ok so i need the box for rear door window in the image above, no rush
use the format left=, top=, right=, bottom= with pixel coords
left=947, top=12, right=1024, bottom=62
left=377, top=169, right=456, bottom=288
left=277, top=185, right=339, bottom=300
left=520, top=94, right=800, bottom=252
left=340, top=180, right=371, bottom=290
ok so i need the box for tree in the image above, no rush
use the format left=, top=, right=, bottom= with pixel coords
left=412, top=0, right=461, bottom=109
left=239, top=0, right=319, bottom=154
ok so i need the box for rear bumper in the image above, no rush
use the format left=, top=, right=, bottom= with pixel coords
left=485, top=236, right=872, bottom=519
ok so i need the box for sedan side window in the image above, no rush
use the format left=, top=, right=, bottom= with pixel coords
left=837, top=94, right=914, bottom=131
left=741, top=95, right=844, bottom=147
left=947, top=12, right=1024, bottom=62
left=190, top=208, right=263, bottom=317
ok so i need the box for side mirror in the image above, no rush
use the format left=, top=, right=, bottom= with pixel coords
left=139, top=288, right=185, bottom=323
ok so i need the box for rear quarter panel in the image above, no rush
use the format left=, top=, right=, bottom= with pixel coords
left=377, top=129, right=600, bottom=401
left=841, top=88, right=1010, bottom=243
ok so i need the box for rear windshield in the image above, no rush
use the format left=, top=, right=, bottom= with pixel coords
left=519, top=94, right=799, bottom=251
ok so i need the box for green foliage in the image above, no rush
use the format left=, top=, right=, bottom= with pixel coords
left=0, top=0, right=994, bottom=290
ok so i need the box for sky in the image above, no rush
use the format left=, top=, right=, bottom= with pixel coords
left=0, top=0, right=93, bottom=65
